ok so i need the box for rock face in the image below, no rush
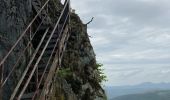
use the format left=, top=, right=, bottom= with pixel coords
left=57, top=13, right=107, bottom=100
left=0, top=0, right=31, bottom=99
left=0, top=0, right=32, bottom=42
left=0, top=0, right=106, bottom=99
left=50, top=12, right=107, bottom=100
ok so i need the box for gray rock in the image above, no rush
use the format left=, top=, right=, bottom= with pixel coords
left=0, top=0, right=31, bottom=99
left=0, top=0, right=107, bottom=99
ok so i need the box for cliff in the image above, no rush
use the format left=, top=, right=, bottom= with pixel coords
left=0, top=0, right=31, bottom=99
left=0, top=0, right=106, bottom=99
left=50, top=13, right=106, bottom=100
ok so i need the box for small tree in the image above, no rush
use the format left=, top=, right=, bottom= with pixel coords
left=96, top=63, right=107, bottom=84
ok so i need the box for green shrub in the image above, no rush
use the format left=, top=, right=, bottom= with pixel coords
left=96, top=63, right=107, bottom=84
left=57, top=68, right=72, bottom=78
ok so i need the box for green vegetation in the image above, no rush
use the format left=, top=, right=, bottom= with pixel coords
left=57, top=68, right=72, bottom=78
left=96, top=63, right=107, bottom=84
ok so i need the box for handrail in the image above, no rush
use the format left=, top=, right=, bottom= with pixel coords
left=1, top=16, right=47, bottom=87
left=32, top=13, right=69, bottom=100
left=1, top=0, right=50, bottom=98
left=13, top=0, right=69, bottom=99
left=0, top=0, right=50, bottom=67
left=39, top=0, right=70, bottom=99
left=1, top=0, right=71, bottom=99
left=10, top=28, right=50, bottom=100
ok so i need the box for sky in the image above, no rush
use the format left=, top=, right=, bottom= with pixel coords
left=70, top=0, right=170, bottom=86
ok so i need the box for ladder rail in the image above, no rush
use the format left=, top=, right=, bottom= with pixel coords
left=32, top=13, right=69, bottom=100
left=0, top=0, right=50, bottom=67
left=16, top=0, right=70, bottom=98
left=39, top=1, right=70, bottom=99
left=0, top=0, right=71, bottom=99
left=10, top=28, right=50, bottom=100
left=1, top=16, right=47, bottom=87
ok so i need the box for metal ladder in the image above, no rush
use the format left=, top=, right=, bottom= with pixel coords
left=0, top=0, right=70, bottom=99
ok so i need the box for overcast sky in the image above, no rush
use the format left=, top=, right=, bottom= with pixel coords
left=71, top=0, right=170, bottom=86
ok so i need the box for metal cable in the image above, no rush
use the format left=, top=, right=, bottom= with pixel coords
left=0, top=0, right=50, bottom=67
left=18, top=4, right=69, bottom=99
left=31, top=14, right=69, bottom=99
left=10, top=28, right=49, bottom=100
left=39, top=0, right=70, bottom=98
left=1, top=16, right=47, bottom=87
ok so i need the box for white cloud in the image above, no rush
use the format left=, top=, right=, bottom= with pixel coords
left=71, top=0, right=170, bottom=86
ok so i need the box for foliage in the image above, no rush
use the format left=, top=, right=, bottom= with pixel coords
left=96, top=63, right=107, bottom=84
left=57, top=68, right=72, bottom=78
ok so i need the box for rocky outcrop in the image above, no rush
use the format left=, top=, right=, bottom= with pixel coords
left=0, top=0, right=106, bottom=99
left=0, top=0, right=32, bottom=99
left=0, top=0, right=32, bottom=42
left=57, top=13, right=106, bottom=100
left=49, top=12, right=107, bottom=100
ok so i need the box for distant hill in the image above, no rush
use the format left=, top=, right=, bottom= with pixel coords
left=105, top=82, right=170, bottom=99
left=111, top=90, right=170, bottom=100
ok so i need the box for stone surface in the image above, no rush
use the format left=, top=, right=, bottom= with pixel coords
left=0, top=0, right=32, bottom=42
left=0, top=0, right=107, bottom=99
left=50, top=77, right=77, bottom=100
left=0, top=0, right=31, bottom=99
left=60, top=13, right=107, bottom=100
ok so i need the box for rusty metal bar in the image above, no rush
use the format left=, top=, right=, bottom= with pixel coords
left=10, top=28, right=49, bottom=100
left=1, top=45, right=29, bottom=87
left=17, top=24, right=55, bottom=99
left=39, top=1, right=70, bottom=99
left=0, top=0, right=71, bottom=99
left=18, top=9, right=69, bottom=100
left=59, top=30, right=70, bottom=63
left=31, top=14, right=69, bottom=100
left=0, top=0, right=50, bottom=67
left=1, top=16, right=47, bottom=87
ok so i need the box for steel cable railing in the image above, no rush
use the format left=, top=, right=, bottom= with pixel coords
left=32, top=13, right=69, bottom=100
left=10, top=28, right=50, bottom=100
left=0, top=1, right=50, bottom=94
left=0, top=0, right=50, bottom=67
left=1, top=16, right=47, bottom=87
left=13, top=0, right=70, bottom=99
left=0, top=0, right=49, bottom=97
left=0, top=0, right=70, bottom=99
left=0, top=0, right=49, bottom=99
left=39, top=0, right=70, bottom=99
left=23, top=1, right=70, bottom=99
